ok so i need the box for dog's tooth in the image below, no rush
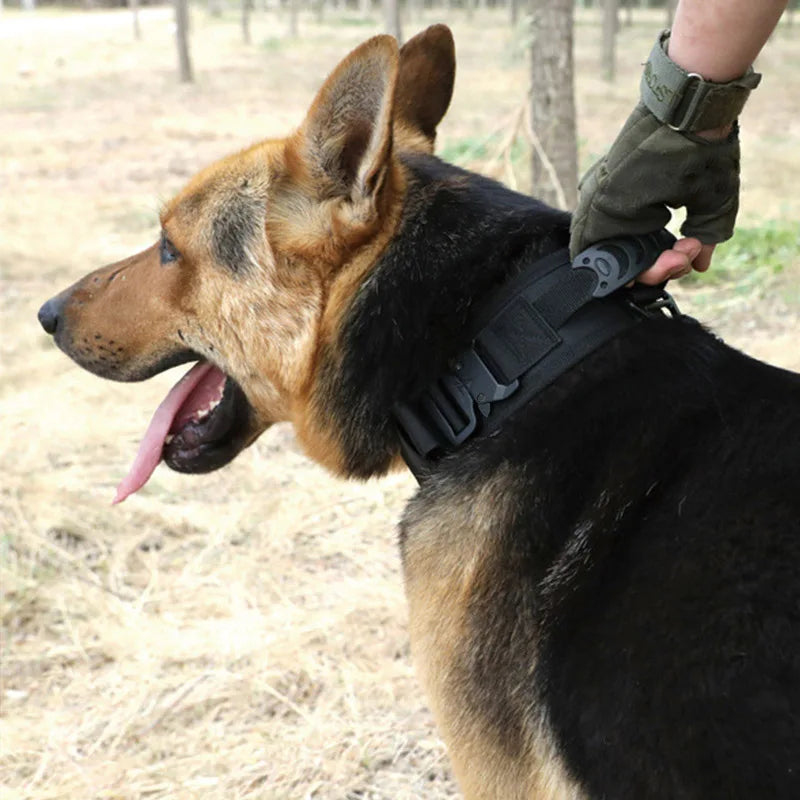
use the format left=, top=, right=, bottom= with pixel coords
left=183, top=393, right=225, bottom=427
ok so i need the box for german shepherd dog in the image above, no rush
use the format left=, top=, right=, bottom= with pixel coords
left=38, top=25, right=800, bottom=800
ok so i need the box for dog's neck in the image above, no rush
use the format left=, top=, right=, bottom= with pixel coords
left=311, top=153, right=572, bottom=479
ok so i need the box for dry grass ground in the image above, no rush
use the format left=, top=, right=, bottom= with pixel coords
left=1, top=6, right=798, bottom=799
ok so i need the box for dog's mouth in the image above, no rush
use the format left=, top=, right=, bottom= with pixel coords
left=114, top=361, right=251, bottom=504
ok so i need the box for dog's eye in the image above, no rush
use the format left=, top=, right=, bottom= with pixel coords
left=160, top=233, right=180, bottom=265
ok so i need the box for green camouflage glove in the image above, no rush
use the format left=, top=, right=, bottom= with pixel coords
left=570, top=102, right=741, bottom=259
left=571, top=30, right=762, bottom=260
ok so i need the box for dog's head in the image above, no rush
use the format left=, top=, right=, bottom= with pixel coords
left=38, top=25, right=455, bottom=501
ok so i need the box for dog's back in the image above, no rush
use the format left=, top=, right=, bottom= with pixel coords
left=372, top=154, right=800, bottom=799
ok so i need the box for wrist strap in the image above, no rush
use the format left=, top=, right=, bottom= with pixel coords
left=641, top=30, right=761, bottom=132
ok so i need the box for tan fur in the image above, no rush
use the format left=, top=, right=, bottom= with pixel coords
left=291, top=161, right=407, bottom=474
left=53, top=243, right=187, bottom=381
left=403, top=468, right=587, bottom=800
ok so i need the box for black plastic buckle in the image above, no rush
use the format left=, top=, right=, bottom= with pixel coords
left=452, top=347, right=519, bottom=416
left=392, top=375, right=477, bottom=466
left=424, top=375, right=478, bottom=447
left=423, top=343, right=520, bottom=448
left=394, top=344, right=521, bottom=464
left=572, top=229, right=678, bottom=297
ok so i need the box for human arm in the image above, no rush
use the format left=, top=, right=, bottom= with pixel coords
left=571, top=0, right=789, bottom=284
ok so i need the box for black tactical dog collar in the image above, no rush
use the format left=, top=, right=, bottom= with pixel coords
left=394, top=230, right=681, bottom=481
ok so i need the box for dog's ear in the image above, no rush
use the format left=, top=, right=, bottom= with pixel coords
left=298, top=35, right=399, bottom=203
left=395, top=24, right=455, bottom=151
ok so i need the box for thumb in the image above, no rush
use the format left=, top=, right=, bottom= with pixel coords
left=693, top=243, right=717, bottom=272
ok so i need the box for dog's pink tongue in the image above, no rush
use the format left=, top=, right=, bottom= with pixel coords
left=113, top=361, right=216, bottom=505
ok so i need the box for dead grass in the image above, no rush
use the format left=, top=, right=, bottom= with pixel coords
left=1, top=6, right=798, bottom=799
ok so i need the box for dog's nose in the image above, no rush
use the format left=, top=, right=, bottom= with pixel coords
left=38, top=296, right=65, bottom=335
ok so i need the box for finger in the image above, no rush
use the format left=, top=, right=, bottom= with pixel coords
left=636, top=252, right=688, bottom=285
left=673, top=237, right=703, bottom=258
left=636, top=238, right=702, bottom=285
left=692, top=243, right=716, bottom=272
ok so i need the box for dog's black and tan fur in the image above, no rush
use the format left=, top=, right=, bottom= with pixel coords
left=39, top=27, right=800, bottom=799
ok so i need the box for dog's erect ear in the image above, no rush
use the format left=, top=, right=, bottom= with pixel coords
left=395, top=24, right=455, bottom=149
left=299, top=35, right=399, bottom=202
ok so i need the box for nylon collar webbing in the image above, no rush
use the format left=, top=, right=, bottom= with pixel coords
left=393, top=230, right=680, bottom=481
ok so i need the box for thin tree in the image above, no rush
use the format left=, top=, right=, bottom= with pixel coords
left=384, top=0, right=402, bottom=43
left=602, top=0, right=619, bottom=81
left=242, top=0, right=252, bottom=44
left=175, top=0, right=194, bottom=83
left=665, top=0, right=678, bottom=27
left=129, top=0, right=141, bottom=40
left=528, top=0, right=578, bottom=209
left=288, top=0, right=299, bottom=37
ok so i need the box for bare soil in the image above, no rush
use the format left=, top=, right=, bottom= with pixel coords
left=1, top=7, right=798, bottom=799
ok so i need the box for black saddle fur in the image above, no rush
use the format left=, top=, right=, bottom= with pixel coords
left=322, top=152, right=800, bottom=798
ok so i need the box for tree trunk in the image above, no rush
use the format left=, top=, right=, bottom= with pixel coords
left=602, top=0, right=618, bottom=81
left=288, top=0, right=299, bottom=37
left=510, top=0, right=519, bottom=26
left=242, top=0, right=251, bottom=44
left=665, top=0, right=677, bottom=27
left=359, top=0, right=370, bottom=17
left=207, top=0, right=223, bottom=16
left=528, top=0, right=578, bottom=209
left=130, top=0, right=141, bottom=39
left=174, top=0, right=194, bottom=83
left=384, top=0, right=402, bottom=43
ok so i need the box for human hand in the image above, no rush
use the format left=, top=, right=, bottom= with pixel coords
left=637, top=237, right=716, bottom=285
left=570, top=102, right=740, bottom=282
